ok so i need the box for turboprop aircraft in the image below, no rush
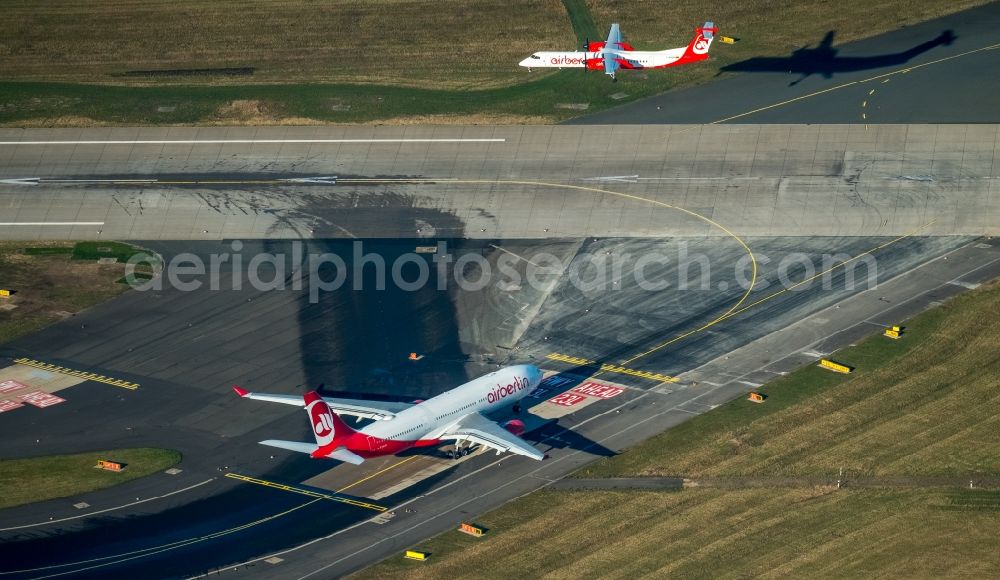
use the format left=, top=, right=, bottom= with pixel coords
left=234, top=364, right=545, bottom=464
left=519, top=21, right=717, bottom=81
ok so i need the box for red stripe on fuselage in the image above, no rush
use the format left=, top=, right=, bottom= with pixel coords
left=314, top=432, right=442, bottom=459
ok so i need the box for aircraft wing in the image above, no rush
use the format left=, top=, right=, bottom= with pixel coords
left=603, top=23, right=622, bottom=77
left=606, top=22, right=622, bottom=48
left=440, top=412, right=544, bottom=460
left=233, top=386, right=412, bottom=421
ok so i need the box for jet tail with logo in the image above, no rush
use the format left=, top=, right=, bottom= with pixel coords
left=303, top=391, right=365, bottom=464
left=676, top=21, right=717, bottom=65
left=256, top=390, right=365, bottom=465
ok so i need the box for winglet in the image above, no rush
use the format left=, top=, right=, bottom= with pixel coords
left=233, top=385, right=249, bottom=397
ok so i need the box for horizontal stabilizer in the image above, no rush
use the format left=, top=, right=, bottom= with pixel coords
left=325, top=447, right=365, bottom=465
left=259, top=439, right=318, bottom=455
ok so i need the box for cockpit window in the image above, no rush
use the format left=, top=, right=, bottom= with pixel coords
left=530, top=54, right=541, bottom=59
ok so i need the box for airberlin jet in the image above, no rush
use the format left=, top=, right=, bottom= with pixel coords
left=519, top=21, right=717, bottom=81
left=234, top=364, right=545, bottom=464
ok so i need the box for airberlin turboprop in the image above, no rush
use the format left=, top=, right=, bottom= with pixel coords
left=519, top=21, right=717, bottom=81
left=234, top=364, right=546, bottom=464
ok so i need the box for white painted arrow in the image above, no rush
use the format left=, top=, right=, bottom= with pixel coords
left=583, top=175, right=760, bottom=183
left=282, top=176, right=338, bottom=184
left=582, top=175, right=639, bottom=183
left=0, top=177, right=40, bottom=186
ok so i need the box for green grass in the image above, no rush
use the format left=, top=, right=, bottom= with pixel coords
left=356, top=488, right=1000, bottom=578
left=0, top=0, right=989, bottom=125
left=23, top=247, right=73, bottom=256
left=70, top=241, right=146, bottom=263
left=0, top=242, right=141, bottom=344
left=0, top=448, right=181, bottom=509
left=356, top=279, right=1000, bottom=578
left=562, top=0, right=601, bottom=46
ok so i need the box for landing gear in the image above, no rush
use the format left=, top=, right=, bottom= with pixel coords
left=512, top=403, right=521, bottom=415
left=451, top=441, right=474, bottom=459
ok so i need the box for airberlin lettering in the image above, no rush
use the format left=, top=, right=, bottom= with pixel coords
left=550, top=55, right=584, bottom=65
left=487, top=376, right=530, bottom=404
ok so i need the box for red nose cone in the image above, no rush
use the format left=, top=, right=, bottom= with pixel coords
left=504, top=419, right=526, bottom=437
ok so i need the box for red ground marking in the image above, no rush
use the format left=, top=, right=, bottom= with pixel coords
left=0, top=399, right=24, bottom=413
left=571, top=381, right=625, bottom=399
left=17, top=390, right=66, bottom=408
left=0, top=380, right=29, bottom=394
left=548, top=392, right=587, bottom=407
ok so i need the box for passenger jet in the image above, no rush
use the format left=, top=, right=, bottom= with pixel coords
left=519, top=21, right=717, bottom=81
left=234, top=364, right=545, bottom=464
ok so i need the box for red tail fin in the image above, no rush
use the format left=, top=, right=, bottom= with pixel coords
left=677, top=22, right=717, bottom=65
left=304, top=391, right=356, bottom=448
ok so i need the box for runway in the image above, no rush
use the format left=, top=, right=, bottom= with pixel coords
left=0, top=124, right=997, bottom=240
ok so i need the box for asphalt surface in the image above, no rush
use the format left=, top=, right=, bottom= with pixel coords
left=570, top=2, right=1000, bottom=124
left=1, top=235, right=996, bottom=578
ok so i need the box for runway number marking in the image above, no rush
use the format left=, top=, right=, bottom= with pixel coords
left=0, top=399, right=24, bottom=413
left=548, top=392, right=588, bottom=407
left=0, top=379, right=29, bottom=394
left=17, top=390, right=66, bottom=408
left=571, top=382, right=625, bottom=399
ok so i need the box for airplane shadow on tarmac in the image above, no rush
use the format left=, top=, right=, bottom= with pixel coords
left=720, top=29, right=957, bottom=86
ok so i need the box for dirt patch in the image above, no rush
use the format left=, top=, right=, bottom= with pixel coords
left=0, top=115, right=105, bottom=128
left=0, top=242, right=134, bottom=344
left=374, top=113, right=553, bottom=125
left=207, top=100, right=323, bottom=125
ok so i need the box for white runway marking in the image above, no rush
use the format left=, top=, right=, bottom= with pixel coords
left=583, top=175, right=759, bottom=183
left=0, top=222, right=105, bottom=226
left=0, top=138, right=505, bottom=145
left=0, top=478, right=216, bottom=532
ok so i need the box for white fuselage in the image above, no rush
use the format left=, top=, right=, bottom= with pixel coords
left=360, top=364, right=543, bottom=443
left=519, top=47, right=687, bottom=70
